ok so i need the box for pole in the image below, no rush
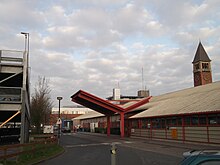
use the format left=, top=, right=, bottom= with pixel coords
left=21, top=32, right=29, bottom=67
left=24, top=34, right=27, bottom=52
left=27, top=33, right=29, bottom=67
left=110, top=143, right=117, bottom=165
left=58, top=99, right=61, bottom=138
left=57, top=96, right=62, bottom=141
left=21, top=32, right=27, bottom=52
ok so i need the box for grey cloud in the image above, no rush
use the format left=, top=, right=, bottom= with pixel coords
left=1, top=0, right=220, bottom=106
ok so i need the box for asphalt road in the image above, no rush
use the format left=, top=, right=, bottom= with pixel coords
left=38, top=132, right=220, bottom=165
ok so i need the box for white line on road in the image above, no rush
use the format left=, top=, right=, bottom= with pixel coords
left=65, top=142, right=110, bottom=148
left=65, top=141, right=133, bottom=148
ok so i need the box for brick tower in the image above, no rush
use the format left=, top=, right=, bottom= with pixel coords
left=192, top=42, right=212, bottom=87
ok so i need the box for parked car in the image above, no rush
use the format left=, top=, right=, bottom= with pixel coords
left=61, top=127, right=71, bottom=133
left=180, top=150, right=220, bottom=165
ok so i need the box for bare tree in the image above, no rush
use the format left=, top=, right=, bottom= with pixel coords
left=30, top=76, right=53, bottom=133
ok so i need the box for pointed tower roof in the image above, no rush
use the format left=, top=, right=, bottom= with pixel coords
left=192, top=42, right=211, bottom=63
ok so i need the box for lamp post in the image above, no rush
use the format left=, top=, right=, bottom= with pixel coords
left=57, top=97, right=63, bottom=139
left=20, top=32, right=30, bottom=66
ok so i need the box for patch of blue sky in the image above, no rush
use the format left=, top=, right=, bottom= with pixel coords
left=37, top=30, right=50, bottom=38
left=34, top=0, right=53, bottom=11
left=191, top=0, right=205, bottom=5
left=69, top=48, right=90, bottom=61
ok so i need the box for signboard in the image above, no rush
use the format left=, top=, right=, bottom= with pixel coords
left=56, top=118, right=62, bottom=125
left=171, top=128, right=178, bottom=139
left=43, top=125, right=54, bottom=134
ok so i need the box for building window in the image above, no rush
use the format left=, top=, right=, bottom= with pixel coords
left=202, top=63, right=209, bottom=71
left=199, top=115, right=207, bottom=125
left=184, top=116, right=191, bottom=126
left=172, top=117, right=177, bottom=126
left=166, top=118, right=172, bottom=126
left=177, top=118, right=182, bottom=126
left=141, top=119, right=147, bottom=128
left=157, top=119, right=162, bottom=128
left=208, top=115, right=217, bottom=125
left=166, top=117, right=177, bottom=126
left=195, top=63, right=200, bottom=70
left=161, top=118, right=165, bottom=128
left=217, top=114, right=220, bottom=124
left=152, top=119, right=157, bottom=128
left=191, top=116, right=199, bottom=125
left=152, top=118, right=161, bottom=129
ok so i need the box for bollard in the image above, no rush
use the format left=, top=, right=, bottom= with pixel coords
left=110, top=143, right=117, bottom=165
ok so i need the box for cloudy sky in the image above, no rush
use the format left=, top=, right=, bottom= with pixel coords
left=0, top=0, right=220, bottom=107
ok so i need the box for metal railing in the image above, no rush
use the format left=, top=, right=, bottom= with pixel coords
left=0, top=87, right=22, bottom=103
left=0, top=50, right=25, bottom=65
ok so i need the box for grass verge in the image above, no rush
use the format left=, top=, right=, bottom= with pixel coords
left=0, top=143, right=64, bottom=165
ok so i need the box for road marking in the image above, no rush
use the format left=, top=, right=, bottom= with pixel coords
left=112, top=142, right=121, bottom=145
left=102, top=143, right=110, bottom=145
left=63, top=133, right=72, bottom=135
left=124, top=141, right=133, bottom=144
left=65, top=142, right=110, bottom=148
left=65, top=141, right=133, bottom=148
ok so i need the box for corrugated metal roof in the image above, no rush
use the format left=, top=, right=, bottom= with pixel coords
left=131, top=81, right=220, bottom=118
left=120, top=101, right=137, bottom=108
left=72, top=111, right=104, bottom=120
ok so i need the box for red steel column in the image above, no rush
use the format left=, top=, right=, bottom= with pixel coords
left=206, top=114, right=210, bottom=143
left=165, top=118, right=167, bottom=139
left=120, top=112, right=125, bottom=138
left=107, top=116, right=111, bottom=137
left=182, top=116, right=185, bottom=143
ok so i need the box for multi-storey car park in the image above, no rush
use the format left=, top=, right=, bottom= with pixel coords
left=0, top=50, right=30, bottom=144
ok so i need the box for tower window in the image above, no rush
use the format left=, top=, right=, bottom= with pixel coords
left=202, top=63, right=209, bottom=70
left=195, top=63, right=200, bottom=70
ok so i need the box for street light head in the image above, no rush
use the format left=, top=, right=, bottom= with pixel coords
left=21, top=32, right=29, bottom=39
left=57, top=96, right=63, bottom=100
left=21, top=32, right=29, bottom=35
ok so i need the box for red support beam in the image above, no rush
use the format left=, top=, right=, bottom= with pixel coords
left=71, top=90, right=153, bottom=138
left=150, top=118, right=152, bottom=139
left=206, top=115, right=210, bottom=143
left=182, top=116, right=185, bottom=142
left=165, top=119, right=167, bottom=139
left=125, top=96, right=152, bottom=112
left=107, top=116, right=111, bottom=137
left=71, top=90, right=125, bottom=114
left=120, top=112, right=125, bottom=138
left=78, top=94, right=119, bottom=114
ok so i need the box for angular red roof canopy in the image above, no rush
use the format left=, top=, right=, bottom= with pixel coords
left=71, top=90, right=152, bottom=115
